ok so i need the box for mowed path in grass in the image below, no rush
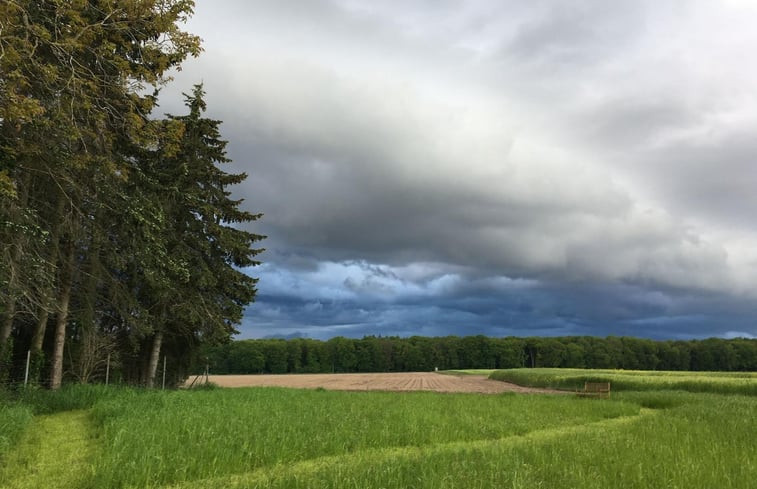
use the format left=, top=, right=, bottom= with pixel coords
left=0, top=410, right=95, bottom=489
left=166, top=408, right=655, bottom=489
left=4, top=371, right=755, bottom=488
left=0, top=397, right=642, bottom=489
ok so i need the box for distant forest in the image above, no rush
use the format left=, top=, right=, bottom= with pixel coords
left=202, top=336, right=757, bottom=375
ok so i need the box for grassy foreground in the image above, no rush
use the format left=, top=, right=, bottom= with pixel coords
left=0, top=371, right=754, bottom=488
left=0, top=404, right=32, bottom=461
left=1, top=410, right=95, bottom=489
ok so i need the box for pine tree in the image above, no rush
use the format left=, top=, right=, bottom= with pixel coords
left=0, top=0, right=201, bottom=387
left=134, top=85, right=264, bottom=386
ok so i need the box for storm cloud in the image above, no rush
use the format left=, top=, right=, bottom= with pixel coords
left=161, top=0, right=757, bottom=339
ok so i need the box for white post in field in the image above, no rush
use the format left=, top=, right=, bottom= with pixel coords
left=162, top=355, right=167, bottom=390
left=23, top=350, right=31, bottom=387
left=105, top=353, right=111, bottom=385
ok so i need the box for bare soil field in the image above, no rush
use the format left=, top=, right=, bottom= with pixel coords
left=186, top=372, right=567, bottom=394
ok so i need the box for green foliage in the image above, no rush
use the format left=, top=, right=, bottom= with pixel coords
left=186, top=381, right=220, bottom=391
left=0, top=4, right=263, bottom=387
left=201, top=336, right=757, bottom=375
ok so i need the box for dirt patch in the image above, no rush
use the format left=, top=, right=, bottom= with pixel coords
left=186, top=372, right=568, bottom=395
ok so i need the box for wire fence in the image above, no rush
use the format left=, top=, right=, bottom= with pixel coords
left=0, top=351, right=188, bottom=391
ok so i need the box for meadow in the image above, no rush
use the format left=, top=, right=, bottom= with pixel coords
left=489, top=368, right=757, bottom=395
left=0, top=370, right=754, bottom=488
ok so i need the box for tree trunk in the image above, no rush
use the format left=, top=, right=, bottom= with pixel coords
left=0, top=264, right=19, bottom=352
left=145, top=331, right=163, bottom=388
left=0, top=299, right=16, bottom=347
left=49, top=241, right=75, bottom=390
left=31, top=299, right=50, bottom=353
left=0, top=299, right=16, bottom=378
left=75, top=223, right=102, bottom=384
left=30, top=190, right=66, bottom=366
left=0, top=172, right=31, bottom=376
left=27, top=303, right=50, bottom=385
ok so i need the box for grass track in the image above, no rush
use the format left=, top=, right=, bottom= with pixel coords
left=85, top=388, right=637, bottom=488
left=1, top=374, right=755, bottom=488
left=0, top=410, right=96, bottom=489
left=168, top=408, right=656, bottom=489
left=191, top=395, right=755, bottom=489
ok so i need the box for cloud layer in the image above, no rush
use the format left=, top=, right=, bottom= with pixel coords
left=161, top=0, right=757, bottom=339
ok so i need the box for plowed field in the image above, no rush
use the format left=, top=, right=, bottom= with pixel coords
left=187, top=372, right=566, bottom=394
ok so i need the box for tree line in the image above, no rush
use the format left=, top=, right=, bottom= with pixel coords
left=0, top=1, right=263, bottom=388
left=202, top=336, right=757, bottom=375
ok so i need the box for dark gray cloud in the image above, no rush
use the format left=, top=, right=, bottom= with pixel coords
left=162, top=1, right=757, bottom=339
left=239, top=259, right=757, bottom=340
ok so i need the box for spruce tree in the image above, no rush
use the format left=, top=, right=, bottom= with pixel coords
left=0, top=0, right=201, bottom=387
left=134, top=85, right=264, bottom=386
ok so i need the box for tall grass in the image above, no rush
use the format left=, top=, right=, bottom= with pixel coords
left=86, top=387, right=637, bottom=488
left=14, top=384, right=129, bottom=414
left=0, top=402, right=32, bottom=461
left=489, top=368, right=757, bottom=395
left=443, top=369, right=497, bottom=376
left=232, top=393, right=755, bottom=489
left=3, top=374, right=756, bottom=488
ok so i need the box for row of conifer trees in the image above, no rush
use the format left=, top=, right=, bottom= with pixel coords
left=0, top=1, right=263, bottom=388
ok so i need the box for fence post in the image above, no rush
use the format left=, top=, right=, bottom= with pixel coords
left=105, top=353, right=110, bottom=385
left=162, top=355, right=167, bottom=390
left=24, top=350, right=30, bottom=387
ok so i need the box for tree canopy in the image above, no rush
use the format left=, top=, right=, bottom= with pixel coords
left=203, top=335, right=757, bottom=375
left=0, top=1, right=263, bottom=388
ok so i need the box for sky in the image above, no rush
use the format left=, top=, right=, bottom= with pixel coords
left=161, top=0, right=757, bottom=341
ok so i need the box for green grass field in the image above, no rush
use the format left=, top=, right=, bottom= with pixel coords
left=0, top=404, right=32, bottom=461
left=443, top=369, right=497, bottom=376
left=489, top=368, right=757, bottom=395
left=0, top=370, right=755, bottom=488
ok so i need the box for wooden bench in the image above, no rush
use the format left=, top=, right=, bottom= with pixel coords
left=576, top=382, right=611, bottom=399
